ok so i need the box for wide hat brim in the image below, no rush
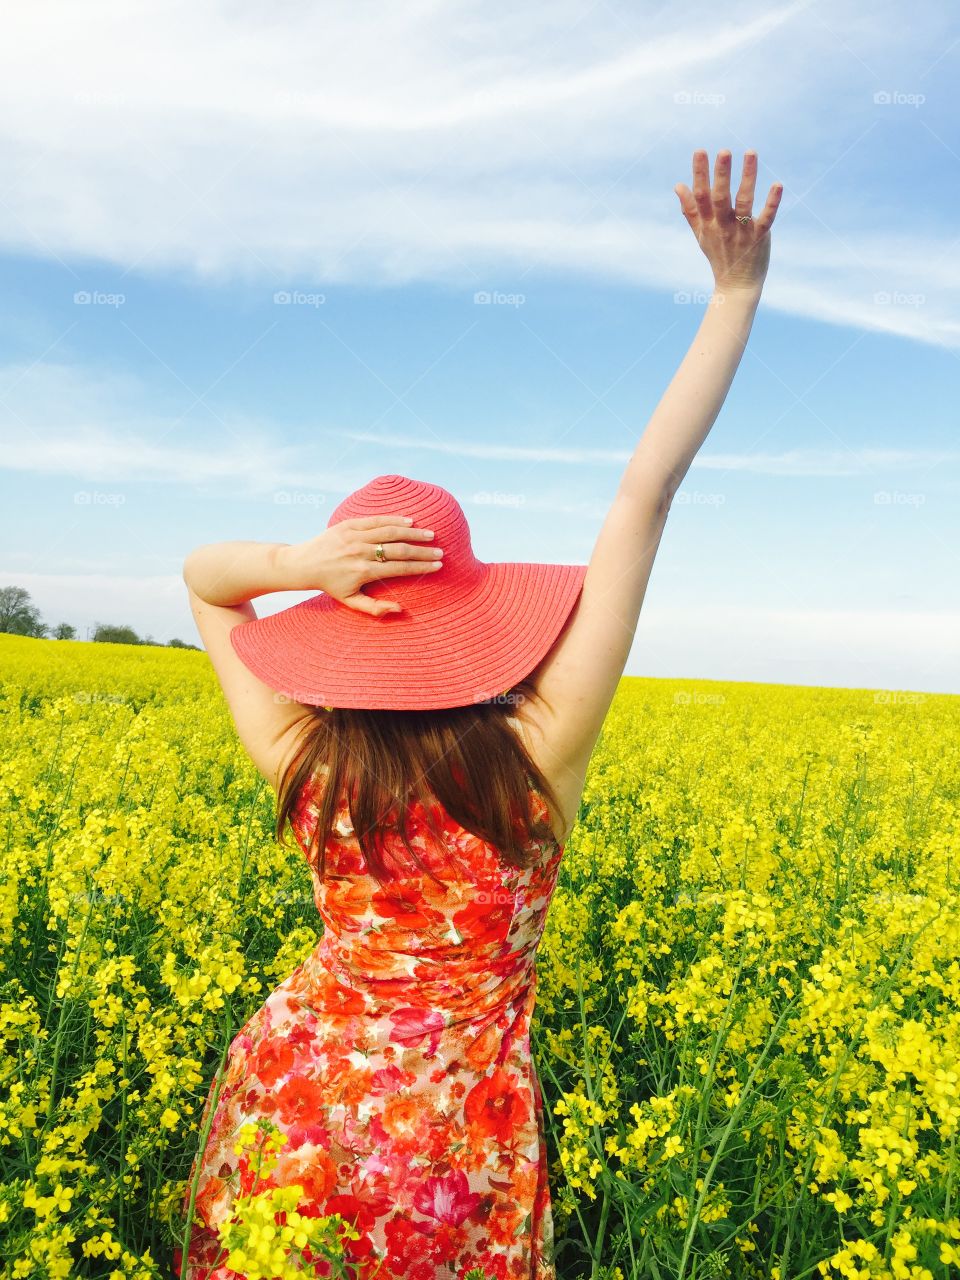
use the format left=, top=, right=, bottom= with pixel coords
left=230, top=559, right=587, bottom=710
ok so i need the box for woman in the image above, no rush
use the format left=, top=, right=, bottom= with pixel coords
left=176, top=149, right=781, bottom=1279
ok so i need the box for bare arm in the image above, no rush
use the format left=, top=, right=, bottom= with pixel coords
left=617, top=283, right=762, bottom=508
left=181, top=518, right=440, bottom=787
left=523, top=149, right=783, bottom=830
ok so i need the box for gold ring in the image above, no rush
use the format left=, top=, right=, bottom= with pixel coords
left=374, top=543, right=386, bottom=562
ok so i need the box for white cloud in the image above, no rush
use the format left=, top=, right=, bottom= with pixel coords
left=0, top=2, right=955, bottom=343
left=629, top=604, right=960, bottom=695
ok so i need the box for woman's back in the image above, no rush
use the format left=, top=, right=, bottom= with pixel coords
left=291, top=765, right=564, bottom=1022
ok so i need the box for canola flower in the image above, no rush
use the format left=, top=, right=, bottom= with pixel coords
left=1, top=632, right=958, bottom=1279
left=208, top=1121, right=365, bottom=1278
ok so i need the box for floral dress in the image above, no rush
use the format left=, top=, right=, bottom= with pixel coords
left=175, top=765, right=566, bottom=1280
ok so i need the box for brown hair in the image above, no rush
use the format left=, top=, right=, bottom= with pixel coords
left=274, top=678, right=563, bottom=884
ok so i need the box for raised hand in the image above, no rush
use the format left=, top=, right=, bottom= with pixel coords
left=284, top=515, right=443, bottom=617
left=674, top=149, right=782, bottom=294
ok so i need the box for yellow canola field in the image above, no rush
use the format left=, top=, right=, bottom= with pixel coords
left=1, top=633, right=958, bottom=1280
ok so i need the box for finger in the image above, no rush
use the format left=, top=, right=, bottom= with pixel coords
left=712, top=149, right=734, bottom=222
left=363, top=540, right=442, bottom=562
left=734, top=150, right=759, bottom=220
left=342, top=591, right=399, bottom=617
left=361, top=524, right=435, bottom=544
left=692, top=149, right=713, bottom=223
left=753, top=181, right=784, bottom=235
left=344, top=514, right=414, bottom=530
left=363, top=559, right=445, bottom=577
left=674, top=182, right=700, bottom=230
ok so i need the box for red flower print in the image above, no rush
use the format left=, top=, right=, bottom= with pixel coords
left=249, top=1036, right=295, bottom=1087
left=464, top=1020, right=503, bottom=1073
left=388, top=1006, right=446, bottom=1056
left=463, top=1252, right=509, bottom=1280
left=372, top=1062, right=419, bottom=1092
left=325, top=878, right=377, bottom=926
left=275, top=1074, right=330, bottom=1128
left=311, top=969, right=368, bottom=1016
left=383, top=1213, right=426, bottom=1272
left=324, top=1191, right=377, bottom=1231
left=380, top=1094, right=426, bottom=1143
left=453, top=895, right=514, bottom=945
left=464, top=1068, right=530, bottom=1145
left=413, top=1167, right=485, bottom=1226
left=371, top=880, right=436, bottom=928
left=272, top=1144, right=338, bottom=1208
left=323, top=1193, right=377, bottom=1263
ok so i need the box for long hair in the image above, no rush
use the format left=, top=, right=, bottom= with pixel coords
left=274, top=677, right=564, bottom=884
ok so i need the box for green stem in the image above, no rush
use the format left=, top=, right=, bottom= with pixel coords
left=178, top=995, right=236, bottom=1278
left=573, top=949, right=615, bottom=1278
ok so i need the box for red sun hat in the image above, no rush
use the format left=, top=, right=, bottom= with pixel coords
left=229, top=473, right=587, bottom=710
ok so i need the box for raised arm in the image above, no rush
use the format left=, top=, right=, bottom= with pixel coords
left=521, top=149, right=782, bottom=835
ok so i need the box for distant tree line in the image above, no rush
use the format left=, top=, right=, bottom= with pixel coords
left=0, top=586, right=200, bottom=650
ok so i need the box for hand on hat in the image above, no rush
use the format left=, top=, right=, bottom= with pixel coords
left=284, top=515, right=443, bottom=617
left=674, top=149, right=782, bottom=295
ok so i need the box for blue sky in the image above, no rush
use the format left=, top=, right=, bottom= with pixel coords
left=1, top=0, right=957, bottom=693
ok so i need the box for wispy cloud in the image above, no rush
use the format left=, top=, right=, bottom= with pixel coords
left=0, top=2, right=955, bottom=343
left=4, top=417, right=956, bottom=493
left=344, top=430, right=960, bottom=477
left=691, top=447, right=960, bottom=477
left=1, top=352, right=956, bottom=496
